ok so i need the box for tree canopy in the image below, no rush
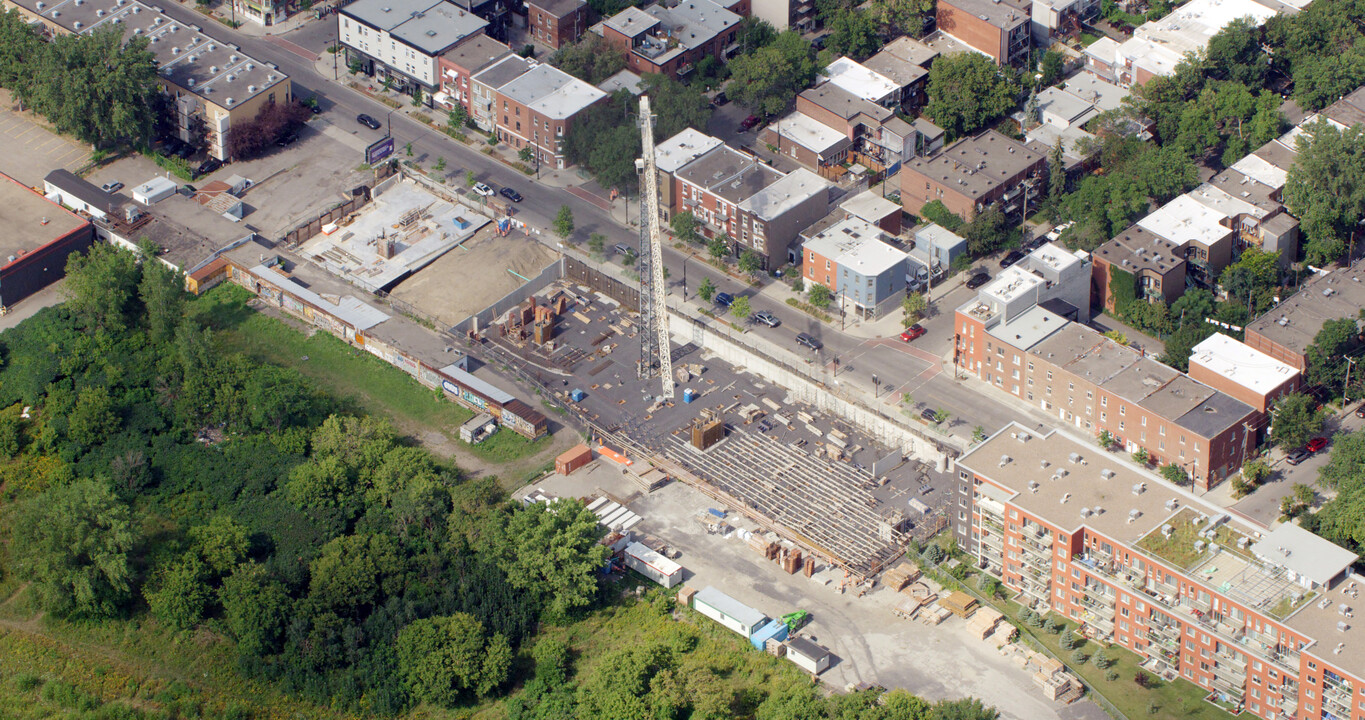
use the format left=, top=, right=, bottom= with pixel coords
left=727, top=31, right=818, bottom=117
left=1284, top=120, right=1365, bottom=266
left=925, top=53, right=1017, bottom=139
left=551, top=35, right=627, bottom=85
left=1272, top=393, right=1325, bottom=451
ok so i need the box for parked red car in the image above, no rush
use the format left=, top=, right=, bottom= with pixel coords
left=1306, top=436, right=1329, bottom=453
left=900, top=324, right=926, bottom=342
left=739, top=115, right=761, bottom=131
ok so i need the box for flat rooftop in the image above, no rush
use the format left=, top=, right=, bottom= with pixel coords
left=1027, top=241, right=1082, bottom=274
left=1037, top=87, right=1099, bottom=128
left=768, top=113, right=848, bottom=155
left=1190, top=333, right=1300, bottom=396
left=675, top=145, right=783, bottom=205
left=738, top=168, right=828, bottom=221
left=498, top=64, right=606, bottom=120
left=985, top=304, right=1067, bottom=350
left=840, top=189, right=900, bottom=224
left=1229, top=152, right=1289, bottom=190
left=982, top=265, right=1044, bottom=304
left=298, top=177, right=491, bottom=293
left=10, top=0, right=288, bottom=109
left=654, top=128, right=724, bottom=174
left=0, top=173, right=88, bottom=262
left=1171, top=390, right=1254, bottom=439
left=1285, top=577, right=1365, bottom=674
left=1061, top=72, right=1129, bottom=114
left=1198, top=173, right=1277, bottom=216
left=440, top=34, right=513, bottom=74
left=905, top=131, right=1043, bottom=201
left=1245, top=259, right=1365, bottom=357
left=939, top=0, right=1029, bottom=29
left=838, top=236, right=908, bottom=277
left=877, top=35, right=938, bottom=68
left=1137, top=194, right=1234, bottom=248
left=1095, top=225, right=1183, bottom=275
left=861, top=50, right=927, bottom=91
left=823, top=56, right=900, bottom=103
left=799, top=83, right=892, bottom=124
left=472, top=54, right=534, bottom=90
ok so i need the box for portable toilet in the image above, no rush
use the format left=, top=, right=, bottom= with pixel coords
left=682, top=388, right=696, bottom=403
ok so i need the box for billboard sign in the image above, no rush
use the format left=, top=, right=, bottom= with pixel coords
left=365, top=135, right=395, bottom=165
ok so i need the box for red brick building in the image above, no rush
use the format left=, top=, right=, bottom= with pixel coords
left=1090, top=226, right=1186, bottom=313
left=437, top=34, right=514, bottom=112
left=956, top=425, right=1365, bottom=720
left=493, top=64, right=607, bottom=170
left=526, top=0, right=587, bottom=49
left=899, top=130, right=1045, bottom=221
left=1187, top=333, right=1300, bottom=418
left=936, top=0, right=1031, bottom=65
left=601, top=0, right=742, bottom=79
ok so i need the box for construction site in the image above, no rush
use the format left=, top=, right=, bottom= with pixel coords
left=472, top=278, right=951, bottom=577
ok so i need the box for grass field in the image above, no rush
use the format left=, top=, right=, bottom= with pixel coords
left=188, top=285, right=551, bottom=469
left=979, top=583, right=1239, bottom=720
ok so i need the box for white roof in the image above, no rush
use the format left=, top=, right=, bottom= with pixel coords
left=655, top=129, right=724, bottom=174
left=1189, top=333, right=1299, bottom=396
left=1116, top=0, right=1280, bottom=79
left=1037, top=87, right=1098, bottom=128
left=915, top=223, right=966, bottom=251
left=840, top=189, right=899, bottom=223
left=625, top=542, right=682, bottom=576
left=1136, top=194, right=1232, bottom=248
left=823, top=56, right=899, bottom=103
left=250, top=265, right=391, bottom=331
left=838, top=237, right=908, bottom=277
left=498, top=64, right=606, bottom=120
left=768, top=113, right=847, bottom=155
left=1251, top=523, right=1358, bottom=587
left=802, top=217, right=882, bottom=260
left=738, top=168, right=828, bottom=221
left=1025, top=123, right=1095, bottom=160
left=694, top=586, right=766, bottom=627
left=1028, top=241, right=1081, bottom=273
left=1186, top=182, right=1266, bottom=220
left=1083, top=36, right=1119, bottom=64
left=983, top=265, right=1044, bottom=303
left=1230, top=152, right=1289, bottom=189
left=1062, top=72, right=1129, bottom=114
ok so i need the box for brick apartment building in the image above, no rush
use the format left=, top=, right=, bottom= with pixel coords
left=1243, top=258, right=1365, bottom=372
left=955, top=296, right=1257, bottom=489
left=526, top=0, right=587, bottom=49
left=601, top=0, right=742, bottom=79
left=955, top=424, right=1364, bottom=720
left=801, top=217, right=910, bottom=318
left=654, top=129, right=725, bottom=224
left=340, top=0, right=489, bottom=99
left=899, top=130, right=1045, bottom=221
left=670, top=143, right=830, bottom=269
left=492, top=64, right=606, bottom=170
left=437, top=35, right=513, bottom=112
left=935, top=0, right=1031, bottom=65
left=1188, top=333, right=1300, bottom=420
left=1091, top=226, right=1186, bottom=313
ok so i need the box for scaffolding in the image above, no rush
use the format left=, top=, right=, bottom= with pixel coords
left=635, top=95, right=673, bottom=400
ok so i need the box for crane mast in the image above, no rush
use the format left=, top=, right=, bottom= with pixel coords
left=635, top=95, right=673, bottom=400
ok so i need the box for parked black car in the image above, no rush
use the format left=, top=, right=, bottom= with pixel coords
left=357, top=114, right=382, bottom=130
left=196, top=158, right=223, bottom=176
left=965, top=271, right=991, bottom=289
left=795, top=332, right=822, bottom=351
left=999, top=249, right=1025, bottom=268
left=499, top=187, right=523, bottom=202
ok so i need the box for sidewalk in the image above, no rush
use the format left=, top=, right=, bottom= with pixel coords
left=199, top=1, right=316, bottom=37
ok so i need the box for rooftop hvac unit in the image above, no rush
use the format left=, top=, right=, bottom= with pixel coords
left=1194, top=540, right=1205, bottom=552
left=1161, top=523, right=1173, bottom=537
left=1068, top=452, right=1083, bottom=464
left=1128, top=509, right=1141, bottom=523
left=1164, top=499, right=1178, bottom=511
left=1039, top=459, right=1050, bottom=469
left=1093, top=506, right=1103, bottom=515
left=1060, top=492, right=1071, bottom=504
left=1101, top=468, right=1116, bottom=479
left=1080, top=507, right=1092, bottom=517
left=1028, top=481, right=1039, bottom=493
left=1132, top=482, right=1145, bottom=495
left=998, top=454, right=1011, bottom=467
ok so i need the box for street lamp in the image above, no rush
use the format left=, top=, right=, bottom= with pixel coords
left=681, top=255, right=690, bottom=298
left=872, top=373, right=880, bottom=398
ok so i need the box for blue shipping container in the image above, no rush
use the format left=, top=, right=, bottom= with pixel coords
left=749, top=619, right=789, bottom=650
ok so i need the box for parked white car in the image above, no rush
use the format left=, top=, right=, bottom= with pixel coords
left=472, top=182, right=494, bottom=197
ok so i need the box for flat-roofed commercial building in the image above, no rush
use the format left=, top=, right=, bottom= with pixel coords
left=340, top=0, right=489, bottom=98
left=5, top=0, right=291, bottom=161
left=0, top=171, right=94, bottom=309
left=956, top=423, right=1364, bottom=720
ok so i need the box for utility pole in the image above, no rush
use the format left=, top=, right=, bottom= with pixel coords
left=1345, top=356, right=1356, bottom=404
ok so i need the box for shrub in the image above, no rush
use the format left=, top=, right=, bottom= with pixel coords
left=1070, top=649, right=1088, bottom=664
left=1134, top=670, right=1153, bottom=688
left=11, top=673, right=43, bottom=692
left=1106, top=670, right=1119, bottom=682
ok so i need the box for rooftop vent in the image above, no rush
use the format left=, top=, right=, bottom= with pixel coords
left=1039, top=459, right=1050, bottom=469
left=96, top=9, right=103, bottom=16
left=1028, top=481, right=1040, bottom=493
left=1277, top=316, right=1289, bottom=326
left=187, top=78, right=195, bottom=86
left=1061, top=492, right=1071, bottom=504
left=1131, top=482, right=1145, bottom=495
left=1165, top=498, right=1178, bottom=511
left=73, top=20, right=81, bottom=28
left=998, top=454, right=1011, bottom=467
left=210, top=65, right=217, bottom=73
left=248, top=84, right=256, bottom=93
left=1068, top=452, right=1083, bottom=464
left=1094, top=505, right=1104, bottom=515
left=1128, top=509, right=1141, bottom=522
left=1101, top=468, right=1116, bottom=479
left=35, top=0, right=43, bottom=7
left=230, top=54, right=239, bottom=62
left=225, top=97, right=234, bottom=106
left=1161, top=523, right=1173, bottom=537
left=1080, top=507, right=1092, bottom=518
left=1194, top=540, right=1206, bottom=552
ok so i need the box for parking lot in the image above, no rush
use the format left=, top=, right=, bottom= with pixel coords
left=0, top=90, right=91, bottom=187
left=518, top=462, right=1107, bottom=720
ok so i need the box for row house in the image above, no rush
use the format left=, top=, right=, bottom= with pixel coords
left=899, top=130, right=1046, bottom=222
left=801, top=217, right=911, bottom=319
left=526, top=0, right=587, bottom=49
left=600, top=0, right=742, bottom=79
left=484, top=62, right=606, bottom=170
left=669, top=141, right=830, bottom=269
left=436, top=34, right=513, bottom=113
left=6, top=0, right=291, bottom=161
left=956, top=424, right=1363, bottom=720
left=749, top=0, right=814, bottom=32
left=955, top=293, right=1257, bottom=489
left=1243, top=258, right=1365, bottom=372
left=653, top=128, right=724, bottom=224
left=1188, top=332, right=1301, bottom=435
left=863, top=36, right=938, bottom=111
left=1099, top=0, right=1287, bottom=87
left=340, top=0, right=489, bottom=100
left=935, top=0, right=1030, bottom=66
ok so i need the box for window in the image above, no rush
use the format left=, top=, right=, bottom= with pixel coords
left=1013, top=354, right=1021, bottom=365
left=1086, top=391, right=1093, bottom=400
left=1119, top=421, right=1125, bottom=431
left=1068, top=382, right=1075, bottom=391
left=1028, top=362, right=1034, bottom=371
left=1101, top=396, right=1107, bottom=407
left=1141, top=416, right=1147, bottom=427
left=1047, top=371, right=1053, bottom=380
left=1119, top=405, right=1125, bottom=416
left=1100, top=412, right=1107, bottom=422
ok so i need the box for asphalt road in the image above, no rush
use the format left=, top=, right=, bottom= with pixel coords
left=160, top=9, right=1058, bottom=444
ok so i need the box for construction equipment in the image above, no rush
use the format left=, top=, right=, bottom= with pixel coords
left=634, top=95, right=673, bottom=400
left=780, top=610, right=809, bottom=632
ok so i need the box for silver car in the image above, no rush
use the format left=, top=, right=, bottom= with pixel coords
left=752, top=311, right=780, bottom=327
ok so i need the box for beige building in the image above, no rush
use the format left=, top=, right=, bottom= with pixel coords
left=5, top=0, right=292, bottom=161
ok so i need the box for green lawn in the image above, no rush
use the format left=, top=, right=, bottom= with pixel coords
left=1137, top=509, right=1255, bottom=571
left=189, top=285, right=549, bottom=466
left=1080, top=32, right=1103, bottom=46
left=975, top=580, right=1240, bottom=720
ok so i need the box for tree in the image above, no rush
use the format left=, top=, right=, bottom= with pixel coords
left=1039, top=50, right=1065, bottom=86
left=1160, top=463, right=1189, bottom=486
left=1098, top=429, right=1117, bottom=450
left=219, top=562, right=290, bottom=656
left=639, top=73, right=713, bottom=140
left=926, top=53, right=1017, bottom=139
left=307, top=533, right=406, bottom=616
left=550, top=35, right=627, bottom=84
left=1048, top=138, right=1066, bottom=201
left=1305, top=318, right=1359, bottom=391
left=564, top=91, right=641, bottom=194
left=190, top=516, right=251, bottom=575
left=11, top=480, right=136, bottom=619
left=972, top=425, right=988, bottom=444
left=139, top=241, right=185, bottom=344
left=1218, top=248, right=1280, bottom=317
left=146, top=554, right=211, bottom=630
left=554, top=205, right=575, bottom=238
left=698, top=277, right=717, bottom=302
left=808, top=284, right=833, bottom=309
left=671, top=211, right=702, bottom=245
left=64, top=243, right=141, bottom=333
left=734, top=16, right=778, bottom=55
left=1093, top=649, right=1114, bottom=669
left=226, top=100, right=311, bottom=160
left=921, top=544, right=945, bottom=565
left=1284, top=120, right=1365, bottom=266
left=824, top=8, right=880, bottom=60
left=865, top=0, right=932, bottom=38
left=397, top=614, right=512, bottom=706
left=448, top=105, right=469, bottom=130
left=933, top=408, right=949, bottom=425
left=727, top=31, right=818, bottom=116
left=1132, top=447, right=1151, bottom=465
left=920, top=200, right=965, bottom=232
left=738, top=249, right=762, bottom=277
left=708, top=234, right=730, bottom=260
left=26, top=29, right=160, bottom=146
left=964, top=206, right=1010, bottom=257
left=1206, top=17, right=1268, bottom=88
left=1272, top=393, right=1324, bottom=451
left=902, top=292, right=927, bottom=326
left=588, top=233, right=606, bottom=259
left=730, top=296, right=752, bottom=320
left=67, top=386, right=120, bottom=448
left=932, top=697, right=1000, bottom=720
left=497, top=500, right=610, bottom=620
